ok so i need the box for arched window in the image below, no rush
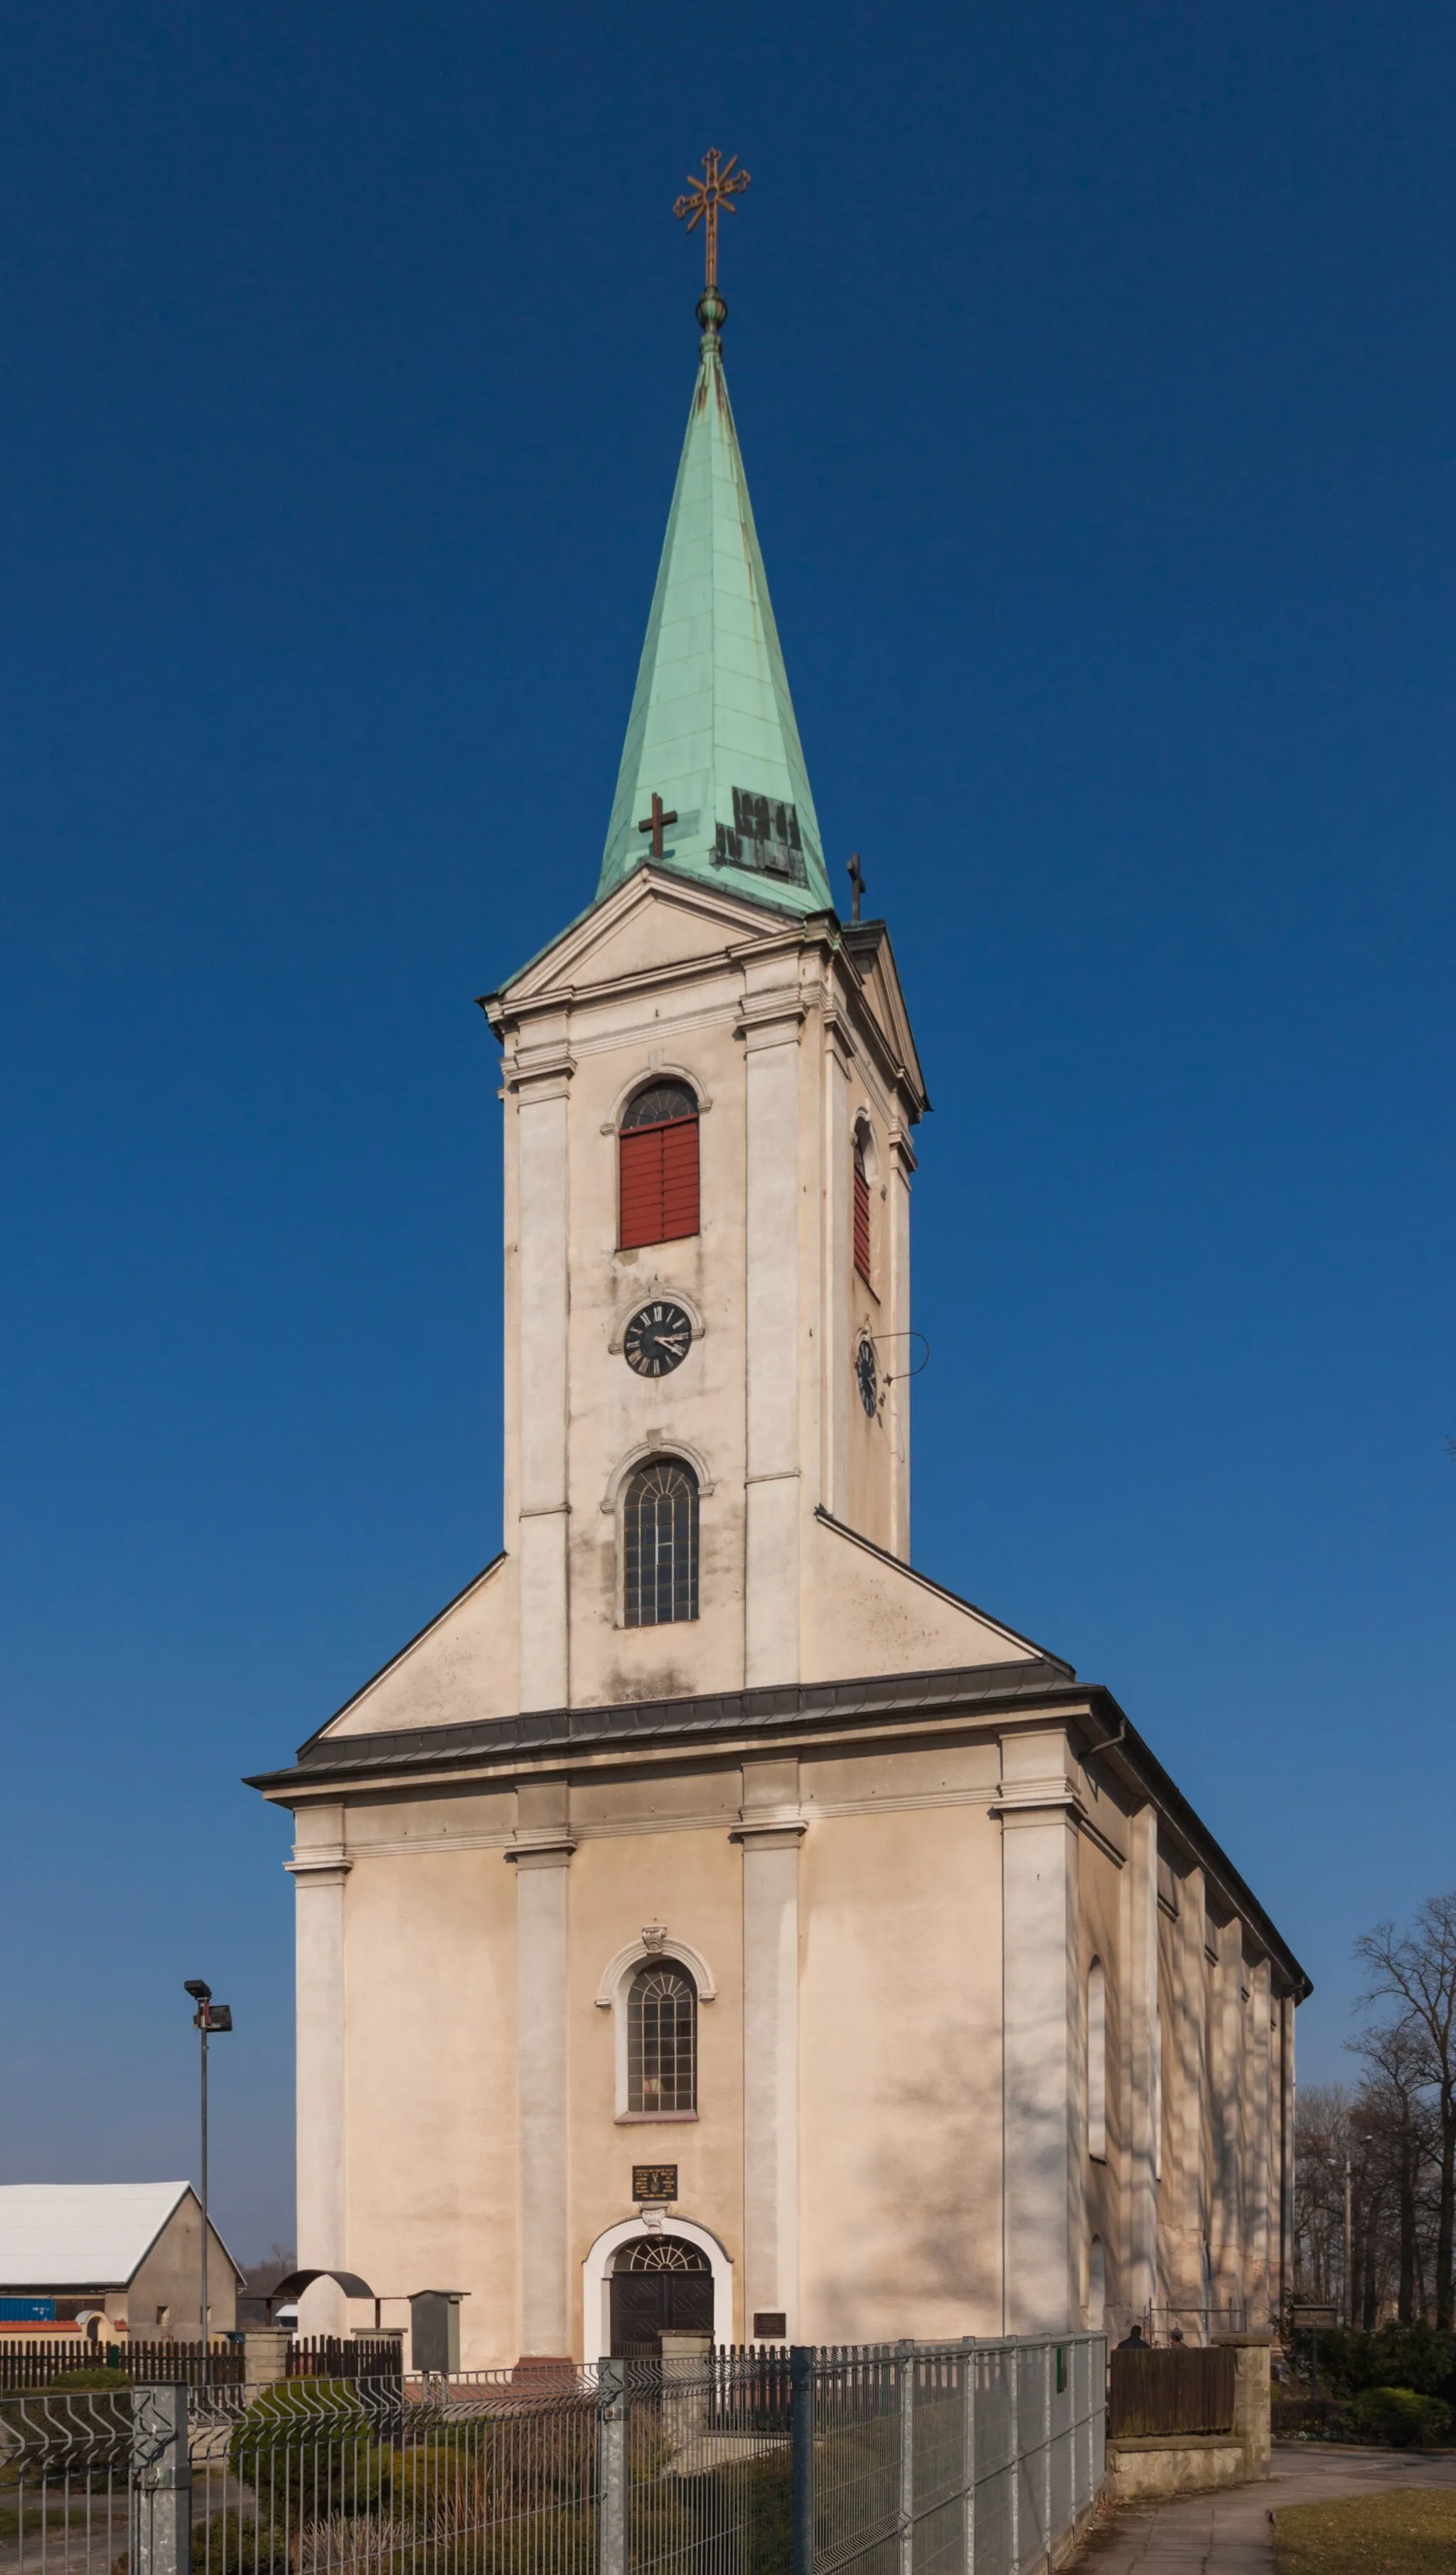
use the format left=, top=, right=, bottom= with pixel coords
left=623, top=1459, right=699, bottom=1627
left=852, top=1131, right=872, bottom=1283
left=1088, top=1959, right=1107, bottom=2162
left=619, top=1081, right=700, bottom=1250
left=627, top=1963, right=697, bottom=2113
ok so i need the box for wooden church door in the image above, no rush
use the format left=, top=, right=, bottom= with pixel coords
left=609, top=2236, right=714, bottom=2356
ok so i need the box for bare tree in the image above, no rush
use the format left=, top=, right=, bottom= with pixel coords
left=1356, top=1894, right=1456, bottom=2330
left=1348, top=2016, right=1438, bottom=2323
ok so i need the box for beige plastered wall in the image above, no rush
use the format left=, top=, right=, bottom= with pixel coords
left=300, top=1728, right=1292, bottom=2366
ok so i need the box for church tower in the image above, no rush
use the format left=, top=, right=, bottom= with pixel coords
left=480, top=251, right=985, bottom=1717
left=252, top=178, right=1306, bottom=2370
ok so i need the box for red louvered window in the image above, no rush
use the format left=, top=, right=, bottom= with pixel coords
left=852, top=1138, right=872, bottom=1283
left=619, top=1081, right=700, bottom=1251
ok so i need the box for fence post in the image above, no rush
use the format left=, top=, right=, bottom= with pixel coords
left=1042, top=2340, right=1053, bottom=2561
left=597, top=2359, right=628, bottom=2575
left=896, top=2340, right=915, bottom=2575
left=960, top=2338, right=975, bottom=2575
left=130, top=2384, right=191, bottom=2575
left=1007, top=2341, right=1019, bottom=2575
left=791, top=2346, right=815, bottom=2575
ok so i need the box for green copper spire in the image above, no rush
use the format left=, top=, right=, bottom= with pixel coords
left=597, top=288, right=832, bottom=916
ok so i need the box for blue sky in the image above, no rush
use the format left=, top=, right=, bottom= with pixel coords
left=1, top=0, right=1451, bottom=2258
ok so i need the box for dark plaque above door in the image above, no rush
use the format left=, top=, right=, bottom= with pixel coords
left=632, top=2163, right=679, bottom=2203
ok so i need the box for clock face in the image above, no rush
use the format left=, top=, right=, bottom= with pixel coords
left=623, top=1301, right=693, bottom=1378
left=856, top=1334, right=879, bottom=1418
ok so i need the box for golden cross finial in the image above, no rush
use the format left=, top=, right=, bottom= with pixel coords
left=673, top=149, right=751, bottom=294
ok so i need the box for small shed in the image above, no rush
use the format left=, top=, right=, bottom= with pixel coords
left=0, top=2183, right=245, bottom=2339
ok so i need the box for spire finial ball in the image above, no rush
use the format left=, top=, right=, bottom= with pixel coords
left=697, top=285, right=727, bottom=338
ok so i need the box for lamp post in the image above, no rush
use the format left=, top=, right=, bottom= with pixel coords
left=183, top=1980, right=232, bottom=2355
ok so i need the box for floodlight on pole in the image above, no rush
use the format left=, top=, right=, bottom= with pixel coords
left=184, top=1979, right=232, bottom=2360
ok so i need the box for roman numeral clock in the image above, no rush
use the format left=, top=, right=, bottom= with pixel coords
left=623, top=1302, right=693, bottom=1378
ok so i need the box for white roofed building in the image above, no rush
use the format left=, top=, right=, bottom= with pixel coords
left=0, top=2183, right=244, bottom=2339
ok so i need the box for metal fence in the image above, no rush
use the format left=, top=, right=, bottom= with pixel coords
left=0, top=2341, right=404, bottom=2394
left=0, top=2336, right=1103, bottom=2575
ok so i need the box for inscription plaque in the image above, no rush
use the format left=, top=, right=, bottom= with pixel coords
left=633, top=2163, right=679, bottom=2203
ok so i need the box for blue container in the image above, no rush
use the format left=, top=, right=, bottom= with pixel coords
left=0, top=2297, right=55, bottom=2322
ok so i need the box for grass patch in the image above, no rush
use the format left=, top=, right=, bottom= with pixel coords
left=1273, top=2488, right=1456, bottom=2573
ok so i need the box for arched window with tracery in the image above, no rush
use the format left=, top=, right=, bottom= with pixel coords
left=627, top=1962, right=697, bottom=2113
left=852, top=1129, right=872, bottom=1283
left=619, top=1080, right=700, bottom=1249
left=623, top=1458, right=699, bottom=1627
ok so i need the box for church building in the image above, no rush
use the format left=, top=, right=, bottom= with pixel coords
left=249, top=220, right=1309, bottom=2367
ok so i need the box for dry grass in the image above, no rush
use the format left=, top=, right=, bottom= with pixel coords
left=1273, top=2487, right=1456, bottom=2573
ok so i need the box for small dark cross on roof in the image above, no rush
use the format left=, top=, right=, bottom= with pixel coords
left=637, top=793, right=678, bottom=862
left=847, top=852, right=864, bottom=922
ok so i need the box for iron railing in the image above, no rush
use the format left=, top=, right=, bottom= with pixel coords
left=0, top=2337, right=1104, bottom=2575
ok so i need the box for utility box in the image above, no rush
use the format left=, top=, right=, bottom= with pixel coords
left=409, top=2291, right=466, bottom=2374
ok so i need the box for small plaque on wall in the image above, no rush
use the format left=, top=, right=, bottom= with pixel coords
left=633, top=2163, right=678, bottom=2202
left=753, top=2312, right=788, bottom=2340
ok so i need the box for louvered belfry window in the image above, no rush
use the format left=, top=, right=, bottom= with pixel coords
left=619, top=1081, right=700, bottom=1251
left=627, top=1964, right=697, bottom=2114
left=853, top=1137, right=872, bottom=1283
left=623, top=1459, right=699, bottom=1627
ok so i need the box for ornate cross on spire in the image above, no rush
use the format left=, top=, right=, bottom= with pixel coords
left=673, top=149, right=751, bottom=295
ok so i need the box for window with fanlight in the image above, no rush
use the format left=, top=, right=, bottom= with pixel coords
left=619, top=1081, right=700, bottom=1250
left=627, top=1961, right=697, bottom=2114
left=623, top=1457, right=699, bottom=1627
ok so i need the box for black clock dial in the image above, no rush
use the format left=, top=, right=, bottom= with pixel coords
left=623, top=1301, right=693, bottom=1378
left=855, top=1334, right=879, bottom=1418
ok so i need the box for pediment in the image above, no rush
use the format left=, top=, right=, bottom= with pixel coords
left=498, top=869, right=801, bottom=1007
left=844, top=924, right=928, bottom=1110
left=312, top=1554, right=519, bottom=1741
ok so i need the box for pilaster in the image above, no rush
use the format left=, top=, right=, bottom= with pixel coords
left=820, top=1017, right=854, bottom=1524
left=734, top=1755, right=803, bottom=2336
left=508, top=1780, right=575, bottom=2357
left=885, top=1126, right=914, bottom=1557
left=513, top=1039, right=573, bottom=1711
left=1123, top=1808, right=1160, bottom=2327
left=1211, top=1919, right=1246, bottom=2323
left=740, top=973, right=803, bottom=1686
left=1162, top=1863, right=1208, bottom=2324
left=1246, top=1958, right=1273, bottom=2328
left=287, top=1807, right=352, bottom=2335
left=995, top=1732, right=1081, bottom=2333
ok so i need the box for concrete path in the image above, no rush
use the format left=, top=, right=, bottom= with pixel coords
left=1074, top=2441, right=1456, bottom=2571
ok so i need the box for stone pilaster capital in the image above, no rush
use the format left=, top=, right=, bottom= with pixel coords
left=730, top=1816, right=807, bottom=1850
left=286, top=1851, right=353, bottom=1884
left=505, top=1835, right=577, bottom=1869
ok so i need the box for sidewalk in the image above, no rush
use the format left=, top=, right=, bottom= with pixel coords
left=1074, top=2440, right=1456, bottom=2571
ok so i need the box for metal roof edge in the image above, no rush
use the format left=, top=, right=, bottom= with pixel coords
left=243, top=1656, right=1083, bottom=1795
left=1078, top=1705, right=1312, bottom=2001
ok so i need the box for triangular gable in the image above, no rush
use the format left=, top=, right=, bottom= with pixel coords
left=843, top=924, right=928, bottom=1109
left=314, top=1554, right=520, bottom=1742
left=802, top=1511, right=1061, bottom=1686
left=498, top=867, right=807, bottom=1009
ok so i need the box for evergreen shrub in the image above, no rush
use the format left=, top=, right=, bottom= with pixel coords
left=1347, top=2386, right=1452, bottom=2448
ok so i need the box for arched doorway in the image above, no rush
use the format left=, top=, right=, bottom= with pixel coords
left=609, top=2234, right=713, bottom=2357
